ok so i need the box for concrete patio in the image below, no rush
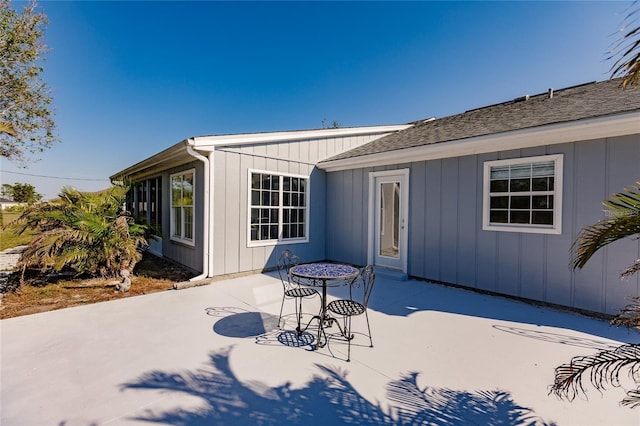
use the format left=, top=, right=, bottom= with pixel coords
left=1, top=271, right=639, bottom=425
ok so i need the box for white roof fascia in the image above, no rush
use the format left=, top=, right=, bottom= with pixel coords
left=319, top=111, right=640, bottom=172
left=190, top=125, right=412, bottom=150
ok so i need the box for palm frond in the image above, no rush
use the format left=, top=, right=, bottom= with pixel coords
left=609, top=2, right=640, bottom=88
left=551, top=344, right=640, bottom=407
left=571, top=181, right=640, bottom=270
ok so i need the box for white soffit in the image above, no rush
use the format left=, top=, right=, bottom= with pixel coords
left=190, top=124, right=412, bottom=150
left=318, top=112, right=640, bottom=172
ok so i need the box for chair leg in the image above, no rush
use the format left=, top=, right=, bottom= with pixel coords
left=365, top=310, right=373, bottom=348
left=346, top=315, right=352, bottom=362
left=278, top=295, right=286, bottom=328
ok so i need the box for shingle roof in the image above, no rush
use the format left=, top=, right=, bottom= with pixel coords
left=322, top=79, right=640, bottom=162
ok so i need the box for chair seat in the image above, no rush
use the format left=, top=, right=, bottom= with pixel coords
left=285, top=287, right=318, bottom=298
left=327, top=299, right=366, bottom=316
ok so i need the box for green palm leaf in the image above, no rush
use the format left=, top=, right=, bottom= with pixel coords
left=570, top=181, right=640, bottom=270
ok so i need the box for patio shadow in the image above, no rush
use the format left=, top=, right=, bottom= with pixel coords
left=120, top=347, right=556, bottom=425
left=207, top=307, right=279, bottom=338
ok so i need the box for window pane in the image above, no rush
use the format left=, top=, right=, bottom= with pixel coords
left=532, top=177, right=551, bottom=191
left=490, top=166, right=509, bottom=179
left=511, top=196, right=530, bottom=209
left=251, top=173, right=261, bottom=189
left=251, top=208, right=259, bottom=224
left=532, top=161, right=554, bottom=177
left=171, top=177, right=182, bottom=205
left=510, top=178, right=530, bottom=192
left=510, top=163, right=532, bottom=178
left=490, top=180, right=508, bottom=192
left=184, top=207, right=193, bottom=239
left=532, top=195, right=551, bottom=209
left=490, top=196, right=509, bottom=209
left=298, top=224, right=305, bottom=237
left=299, top=193, right=306, bottom=207
left=510, top=211, right=530, bottom=224
left=269, top=225, right=278, bottom=239
left=532, top=211, right=553, bottom=225
left=283, top=177, right=291, bottom=191
left=490, top=210, right=508, bottom=223
left=172, top=207, right=182, bottom=236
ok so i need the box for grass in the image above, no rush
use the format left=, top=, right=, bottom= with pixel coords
left=0, top=209, right=36, bottom=251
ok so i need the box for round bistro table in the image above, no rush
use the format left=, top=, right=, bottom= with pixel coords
left=290, top=263, right=360, bottom=348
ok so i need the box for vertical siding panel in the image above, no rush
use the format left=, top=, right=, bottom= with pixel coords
left=224, top=152, right=241, bottom=274
left=425, top=160, right=442, bottom=280
left=238, top=154, right=253, bottom=272
left=518, top=147, right=548, bottom=300
left=457, top=156, right=477, bottom=287
left=573, top=139, right=607, bottom=312
left=410, top=161, right=427, bottom=278
left=545, top=143, right=575, bottom=307
left=351, top=168, right=365, bottom=265
left=213, top=152, right=226, bottom=275
left=604, top=135, right=640, bottom=313
left=476, top=153, right=498, bottom=292
left=440, top=158, right=459, bottom=283
left=343, top=169, right=355, bottom=263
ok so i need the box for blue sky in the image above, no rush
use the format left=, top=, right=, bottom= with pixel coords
left=0, top=1, right=632, bottom=199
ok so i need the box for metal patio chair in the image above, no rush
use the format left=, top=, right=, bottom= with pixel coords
left=277, top=250, right=319, bottom=331
left=326, top=265, right=375, bottom=362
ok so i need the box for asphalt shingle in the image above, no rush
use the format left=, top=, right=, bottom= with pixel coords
left=323, top=79, right=640, bottom=162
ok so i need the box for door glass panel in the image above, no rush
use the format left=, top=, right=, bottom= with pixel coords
left=379, top=182, right=400, bottom=259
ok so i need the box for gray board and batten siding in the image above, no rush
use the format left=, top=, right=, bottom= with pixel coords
left=209, top=132, right=396, bottom=276
left=324, top=136, right=640, bottom=315
left=113, top=128, right=407, bottom=278
left=322, top=80, right=640, bottom=316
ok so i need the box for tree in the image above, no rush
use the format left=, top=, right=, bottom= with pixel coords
left=1, top=181, right=42, bottom=203
left=609, top=1, right=640, bottom=88
left=1, top=0, right=57, bottom=162
left=10, top=185, right=148, bottom=281
left=551, top=182, right=640, bottom=407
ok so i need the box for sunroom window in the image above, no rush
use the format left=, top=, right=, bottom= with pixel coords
left=170, top=170, right=194, bottom=244
left=248, top=170, right=308, bottom=246
left=483, top=154, right=563, bottom=234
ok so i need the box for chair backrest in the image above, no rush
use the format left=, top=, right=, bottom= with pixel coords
left=353, top=265, right=375, bottom=308
left=277, top=249, right=301, bottom=288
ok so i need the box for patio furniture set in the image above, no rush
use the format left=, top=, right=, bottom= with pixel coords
left=276, top=249, right=375, bottom=362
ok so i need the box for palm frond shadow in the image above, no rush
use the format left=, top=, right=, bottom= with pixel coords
left=120, top=347, right=554, bottom=425
left=493, top=325, right=620, bottom=350
left=387, top=372, right=556, bottom=426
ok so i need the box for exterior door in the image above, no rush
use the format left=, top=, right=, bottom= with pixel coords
left=369, top=170, right=409, bottom=272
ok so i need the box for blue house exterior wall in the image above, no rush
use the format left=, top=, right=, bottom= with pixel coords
left=325, top=134, right=640, bottom=315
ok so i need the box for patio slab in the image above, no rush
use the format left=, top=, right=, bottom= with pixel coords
left=1, top=272, right=639, bottom=425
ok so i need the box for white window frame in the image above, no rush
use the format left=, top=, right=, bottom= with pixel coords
left=170, top=169, right=195, bottom=246
left=247, top=169, right=310, bottom=247
left=482, top=154, right=563, bottom=235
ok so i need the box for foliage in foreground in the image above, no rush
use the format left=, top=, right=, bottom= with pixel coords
left=551, top=181, right=640, bottom=407
left=1, top=0, right=58, bottom=162
left=9, top=185, right=148, bottom=280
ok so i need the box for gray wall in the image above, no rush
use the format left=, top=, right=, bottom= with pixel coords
left=211, top=133, right=384, bottom=275
left=326, top=134, right=640, bottom=315
left=161, top=160, right=205, bottom=273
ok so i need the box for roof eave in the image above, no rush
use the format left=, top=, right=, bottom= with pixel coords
left=318, top=111, right=640, bottom=172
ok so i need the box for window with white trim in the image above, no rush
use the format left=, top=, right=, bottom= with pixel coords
left=170, top=170, right=194, bottom=244
left=483, top=154, right=563, bottom=234
left=249, top=170, right=308, bottom=245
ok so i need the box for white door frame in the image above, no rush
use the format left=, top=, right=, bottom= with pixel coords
left=368, top=169, right=409, bottom=272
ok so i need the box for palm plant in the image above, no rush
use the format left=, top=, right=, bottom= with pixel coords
left=609, top=1, right=640, bottom=88
left=551, top=181, right=640, bottom=407
left=10, top=185, right=148, bottom=280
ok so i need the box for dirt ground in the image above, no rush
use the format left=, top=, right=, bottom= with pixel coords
left=0, top=253, right=196, bottom=319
